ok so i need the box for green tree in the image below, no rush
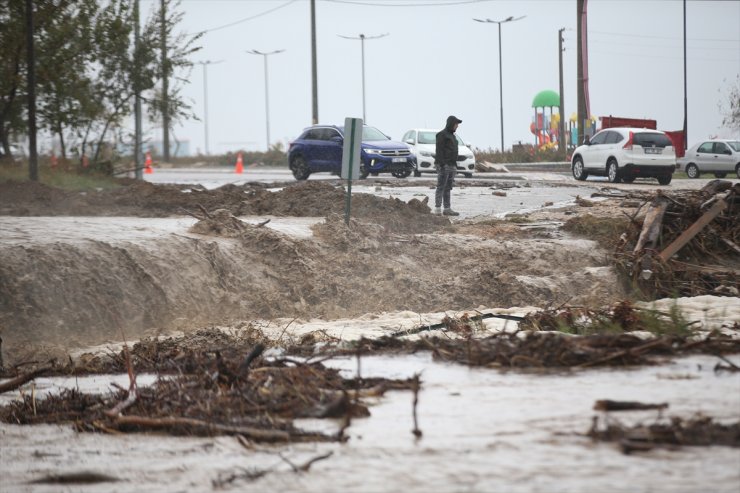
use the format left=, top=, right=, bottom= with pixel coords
left=0, top=0, right=200, bottom=168
left=721, top=75, right=740, bottom=133
left=0, top=1, right=26, bottom=159
left=147, top=0, right=202, bottom=159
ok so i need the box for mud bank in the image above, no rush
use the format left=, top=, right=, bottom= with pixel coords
left=0, top=211, right=622, bottom=362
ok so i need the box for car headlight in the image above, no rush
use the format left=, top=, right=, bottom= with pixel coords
left=420, top=151, right=434, bottom=157
left=364, top=149, right=381, bottom=155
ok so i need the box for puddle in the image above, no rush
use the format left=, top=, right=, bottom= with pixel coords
left=1, top=353, right=738, bottom=492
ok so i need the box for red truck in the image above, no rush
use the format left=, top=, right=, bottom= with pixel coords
left=599, top=115, right=685, bottom=158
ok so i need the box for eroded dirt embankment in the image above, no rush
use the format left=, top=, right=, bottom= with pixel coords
left=0, top=180, right=624, bottom=361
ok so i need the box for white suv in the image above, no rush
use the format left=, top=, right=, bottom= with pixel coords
left=402, top=128, right=476, bottom=178
left=571, top=127, right=676, bottom=185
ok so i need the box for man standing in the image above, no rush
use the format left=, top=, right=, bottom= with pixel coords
left=434, top=115, right=462, bottom=216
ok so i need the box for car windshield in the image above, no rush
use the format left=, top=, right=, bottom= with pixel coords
left=418, top=131, right=436, bottom=144
left=362, top=126, right=389, bottom=141
left=633, top=132, right=673, bottom=148
left=728, top=141, right=740, bottom=152
left=418, top=131, right=464, bottom=146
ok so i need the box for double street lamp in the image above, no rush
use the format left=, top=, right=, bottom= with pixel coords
left=474, top=16, right=525, bottom=152
left=338, top=32, right=388, bottom=122
left=196, top=60, right=222, bottom=155
left=246, top=49, right=285, bottom=150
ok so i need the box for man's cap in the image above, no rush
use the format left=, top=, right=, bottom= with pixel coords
left=448, top=115, right=462, bottom=124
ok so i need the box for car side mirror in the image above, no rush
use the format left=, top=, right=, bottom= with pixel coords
left=725, top=149, right=732, bottom=155
left=330, top=136, right=343, bottom=143
left=404, top=139, right=414, bottom=145
left=584, top=136, right=591, bottom=145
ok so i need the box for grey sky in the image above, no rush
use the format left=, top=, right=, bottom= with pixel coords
left=138, top=0, right=740, bottom=155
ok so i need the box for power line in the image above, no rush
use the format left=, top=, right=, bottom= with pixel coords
left=323, top=0, right=497, bottom=6
left=197, top=0, right=297, bottom=34
left=586, top=48, right=738, bottom=63
left=589, top=29, right=738, bottom=43
left=565, top=35, right=740, bottom=52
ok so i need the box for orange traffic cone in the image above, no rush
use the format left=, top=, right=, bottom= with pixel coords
left=234, top=152, right=244, bottom=174
left=144, top=152, right=153, bottom=174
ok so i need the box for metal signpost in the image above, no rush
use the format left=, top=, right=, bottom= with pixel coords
left=341, top=117, right=363, bottom=225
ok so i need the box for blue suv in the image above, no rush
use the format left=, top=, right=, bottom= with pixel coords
left=288, top=124, right=415, bottom=180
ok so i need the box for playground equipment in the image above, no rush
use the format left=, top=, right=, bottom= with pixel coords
left=530, top=90, right=561, bottom=150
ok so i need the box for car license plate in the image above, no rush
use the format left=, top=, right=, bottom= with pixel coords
left=644, top=148, right=662, bottom=154
left=392, top=157, right=407, bottom=163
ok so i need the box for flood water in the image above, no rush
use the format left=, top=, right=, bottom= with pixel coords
left=2, top=353, right=738, bottom=492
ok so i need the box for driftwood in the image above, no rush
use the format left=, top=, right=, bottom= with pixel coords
left=593, top=400, right=668, bottom=412
left=113, top=414, right=331, bottom=443
left=658, top=197, right=728, bottom=262
left=633, top=197, right=669, bottom=253
left=589, top=413, right=740, bottom=454
left=30, top=472, right=120, bottom=484
left=0, top=366, right=51, bottom=394
left=613, top=185, right=739, bottom=298
left=390, top=312, right=525, bottom=338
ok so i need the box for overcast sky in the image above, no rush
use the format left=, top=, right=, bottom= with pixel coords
left=138, top=0, right=740, bottom=155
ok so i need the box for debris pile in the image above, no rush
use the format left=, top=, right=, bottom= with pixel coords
left=614, top=181, right=739, bottom=298
left=416, top=331, right=738, bottom=368
left=588, top=399, right=740, bottom=454
left=339, top=303, right=740, bottom=369
left=0, top=331, right=416, bottom=442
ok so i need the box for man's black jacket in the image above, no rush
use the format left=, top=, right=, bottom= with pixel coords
left=435, top=116, right=459, bottom=167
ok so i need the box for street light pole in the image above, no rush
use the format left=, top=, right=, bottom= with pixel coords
left=473, top=16, right=525, bottom=152
left=196, top=60, right=222, bottom=156
left=338, top=32, right=388, bottom=122
left=246, top=49, right=285, bottom=150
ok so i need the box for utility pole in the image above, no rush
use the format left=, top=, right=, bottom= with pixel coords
left=25, top=0, right=38, bottom=181
left=134, top=0, right=143, bottom=179
left=576, top=0, right=587, bottom=145
left=558, top=28, right=566, bottom=159
left=682, top=0, right=687, bottom=150
left=160, top=0, right=170, bottom=161
left=310, top=0, right=318, bottom=124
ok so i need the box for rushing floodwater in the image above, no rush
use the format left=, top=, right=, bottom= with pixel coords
left=1, top=353, right=738, bottom=493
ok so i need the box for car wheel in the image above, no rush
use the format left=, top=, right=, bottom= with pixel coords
left=736, top=164, right=740, bottom=179
left=621, top=176, right=635, bottom=183
left=685, top=163, right=700, bottom=179
left=572, top=157, right=588, bottom=180
left=713, top=172, right=727, bottom=178
left=413, top=170, right=422, bottom=177
left=290, top=156, right=310, bottom=180
left=657, top=174, right=672, bottom=185
left=606, top=159, right=621, bottom=183
left=359, top=163, right=370, bottom=179
left=392, top=170, right=412, bottom=178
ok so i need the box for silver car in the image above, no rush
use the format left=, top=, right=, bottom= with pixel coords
left=676, top=139, right=740, bottom=179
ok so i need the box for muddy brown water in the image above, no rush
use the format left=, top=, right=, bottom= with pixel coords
left=1, top=177, right=738, bottom=492
left=1, top=353, right=738, bottom=492
left=0, top=212, right=623, bottom=362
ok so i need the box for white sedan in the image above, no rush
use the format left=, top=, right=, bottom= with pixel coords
left=401, top=128, right=476, bottom=178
